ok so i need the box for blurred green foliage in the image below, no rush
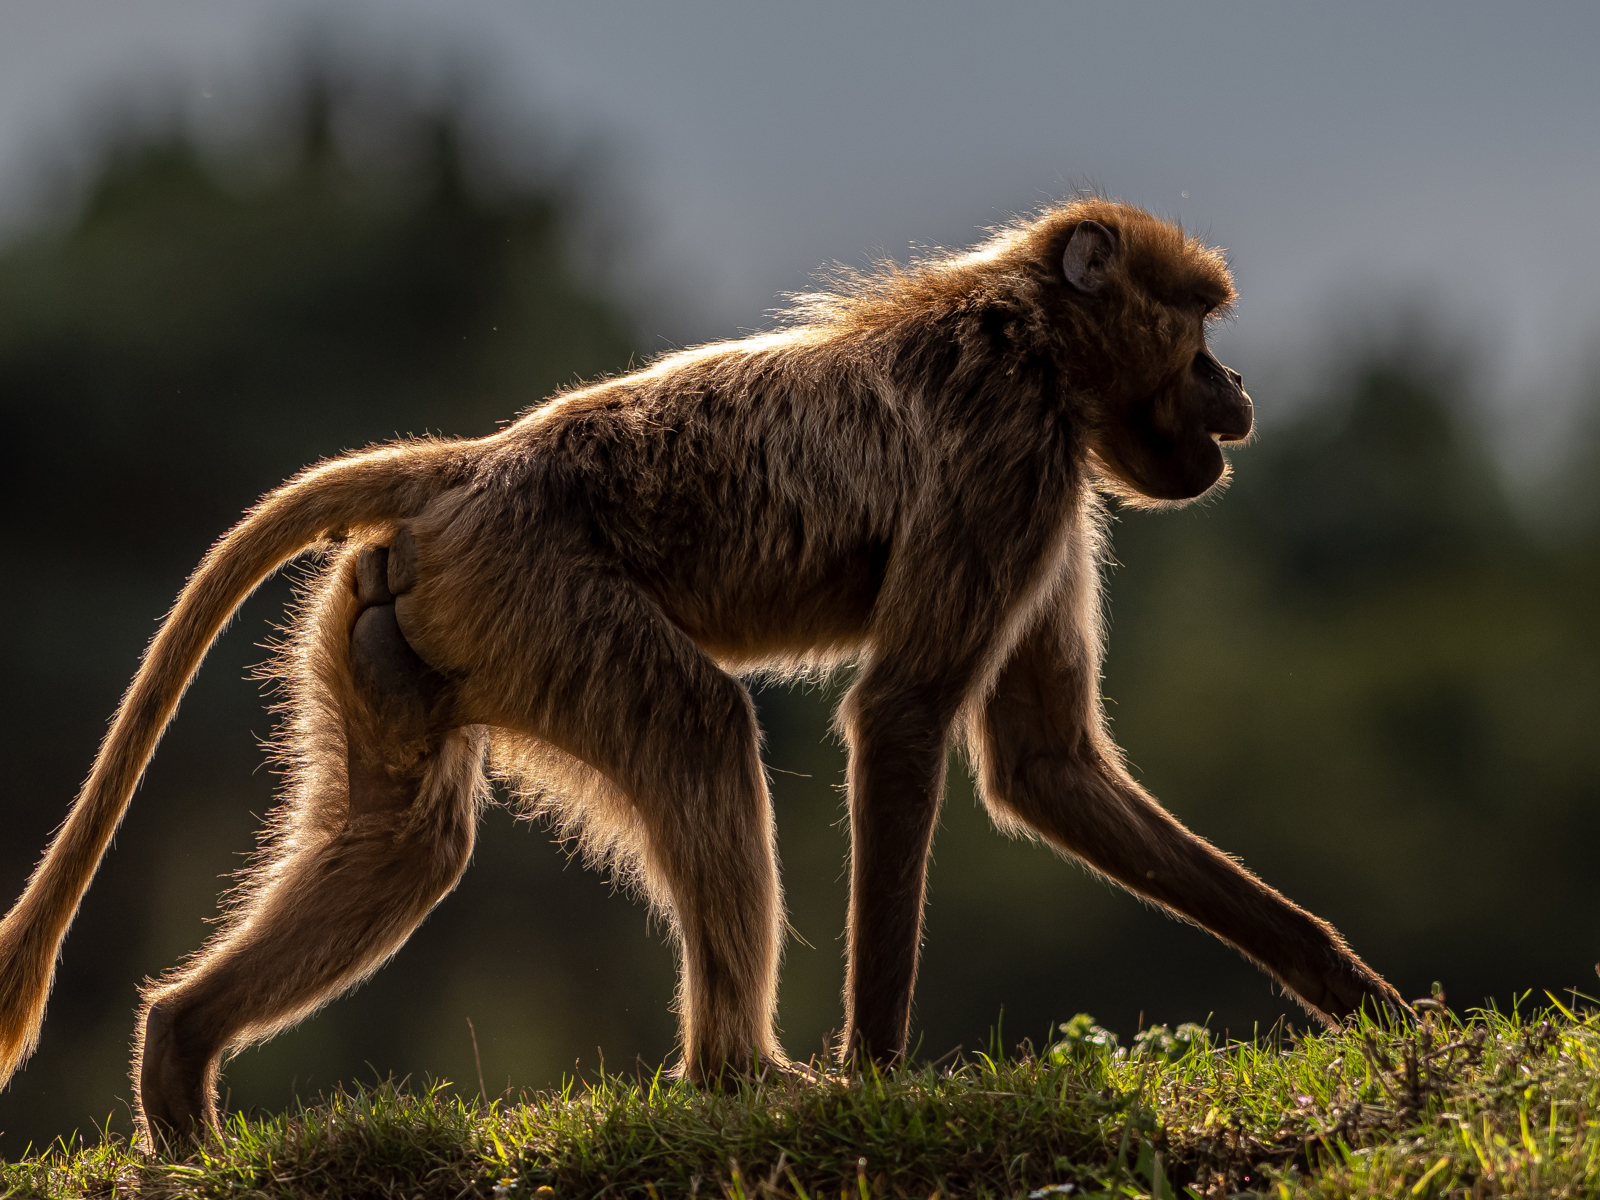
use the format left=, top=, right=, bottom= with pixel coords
left=1, top=67, right=1597, bottom=1159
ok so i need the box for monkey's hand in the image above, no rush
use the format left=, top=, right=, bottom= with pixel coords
left=1284, top=952, right=1413, bottom=1029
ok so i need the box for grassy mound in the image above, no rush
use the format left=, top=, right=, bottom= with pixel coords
left=5, top=1000, right=1597, bottom=1199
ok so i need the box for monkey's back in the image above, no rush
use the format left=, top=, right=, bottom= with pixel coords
left=459, top=330, right=919, bottom=672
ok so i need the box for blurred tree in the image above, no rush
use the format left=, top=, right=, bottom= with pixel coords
left=0, top=79, right=630, bottom=571
left=1546, top=376, right=1600, bottom=546
left=1235, top=350, right=1520, bottom=594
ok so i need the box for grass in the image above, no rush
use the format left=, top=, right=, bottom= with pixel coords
left=4, top=996, right=1598, bottom=1199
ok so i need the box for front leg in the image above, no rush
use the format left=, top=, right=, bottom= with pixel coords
left=834, top=423, right=1085, bottom=1066
left=839, top=669, right=955, bottom=1065
left=969, top=598, right=1407, bottom=1025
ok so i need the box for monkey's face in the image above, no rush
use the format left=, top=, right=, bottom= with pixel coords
left=1093, top=343, right=1254, bottom=502
left=1058, top=217, right=1253, bottom=505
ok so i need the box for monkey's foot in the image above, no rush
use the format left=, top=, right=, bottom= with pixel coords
left=137, top=1000, right=218, bottom=1151
left=755, top=1054, right=826, bottom=1087
left=686, top=1049, right=823, bottom=1092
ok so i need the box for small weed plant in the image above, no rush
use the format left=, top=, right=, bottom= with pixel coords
left=5, top=995, right=1597, bottom=1198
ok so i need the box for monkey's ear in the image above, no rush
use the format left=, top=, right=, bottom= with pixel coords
left=1062, top=221, right=1118, bottom=294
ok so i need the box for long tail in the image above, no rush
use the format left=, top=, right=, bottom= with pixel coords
left=0, top=436, right=468, bottom=1085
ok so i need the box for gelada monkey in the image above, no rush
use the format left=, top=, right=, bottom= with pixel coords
left=0, top=198, right=1404, bottom=1143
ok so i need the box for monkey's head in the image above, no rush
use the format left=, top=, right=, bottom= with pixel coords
left=1040, top=202, right=1254, bottom=507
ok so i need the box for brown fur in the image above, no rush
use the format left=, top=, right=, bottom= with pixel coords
left=0, top=198, right=1404, bottom=1144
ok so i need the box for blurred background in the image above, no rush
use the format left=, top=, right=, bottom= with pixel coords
left=2, top=0, right=1597, bottom=1155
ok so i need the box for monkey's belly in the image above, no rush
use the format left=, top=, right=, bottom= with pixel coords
left=659, top=577, right=878, bottom=671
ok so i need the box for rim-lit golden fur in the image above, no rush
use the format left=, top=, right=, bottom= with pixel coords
left=0, top=198, right=1400, bottom=1143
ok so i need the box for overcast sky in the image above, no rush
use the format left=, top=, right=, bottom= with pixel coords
left=3, top=1, right=1597, bottom=467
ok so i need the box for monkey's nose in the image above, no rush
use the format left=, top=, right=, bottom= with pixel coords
left=1227, top=367, right=1243, bottom=389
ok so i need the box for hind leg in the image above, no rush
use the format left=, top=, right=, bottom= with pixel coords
left=135, top=544, right=485, bottom=1146
left=440, top=563, right=785, bottom=1082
